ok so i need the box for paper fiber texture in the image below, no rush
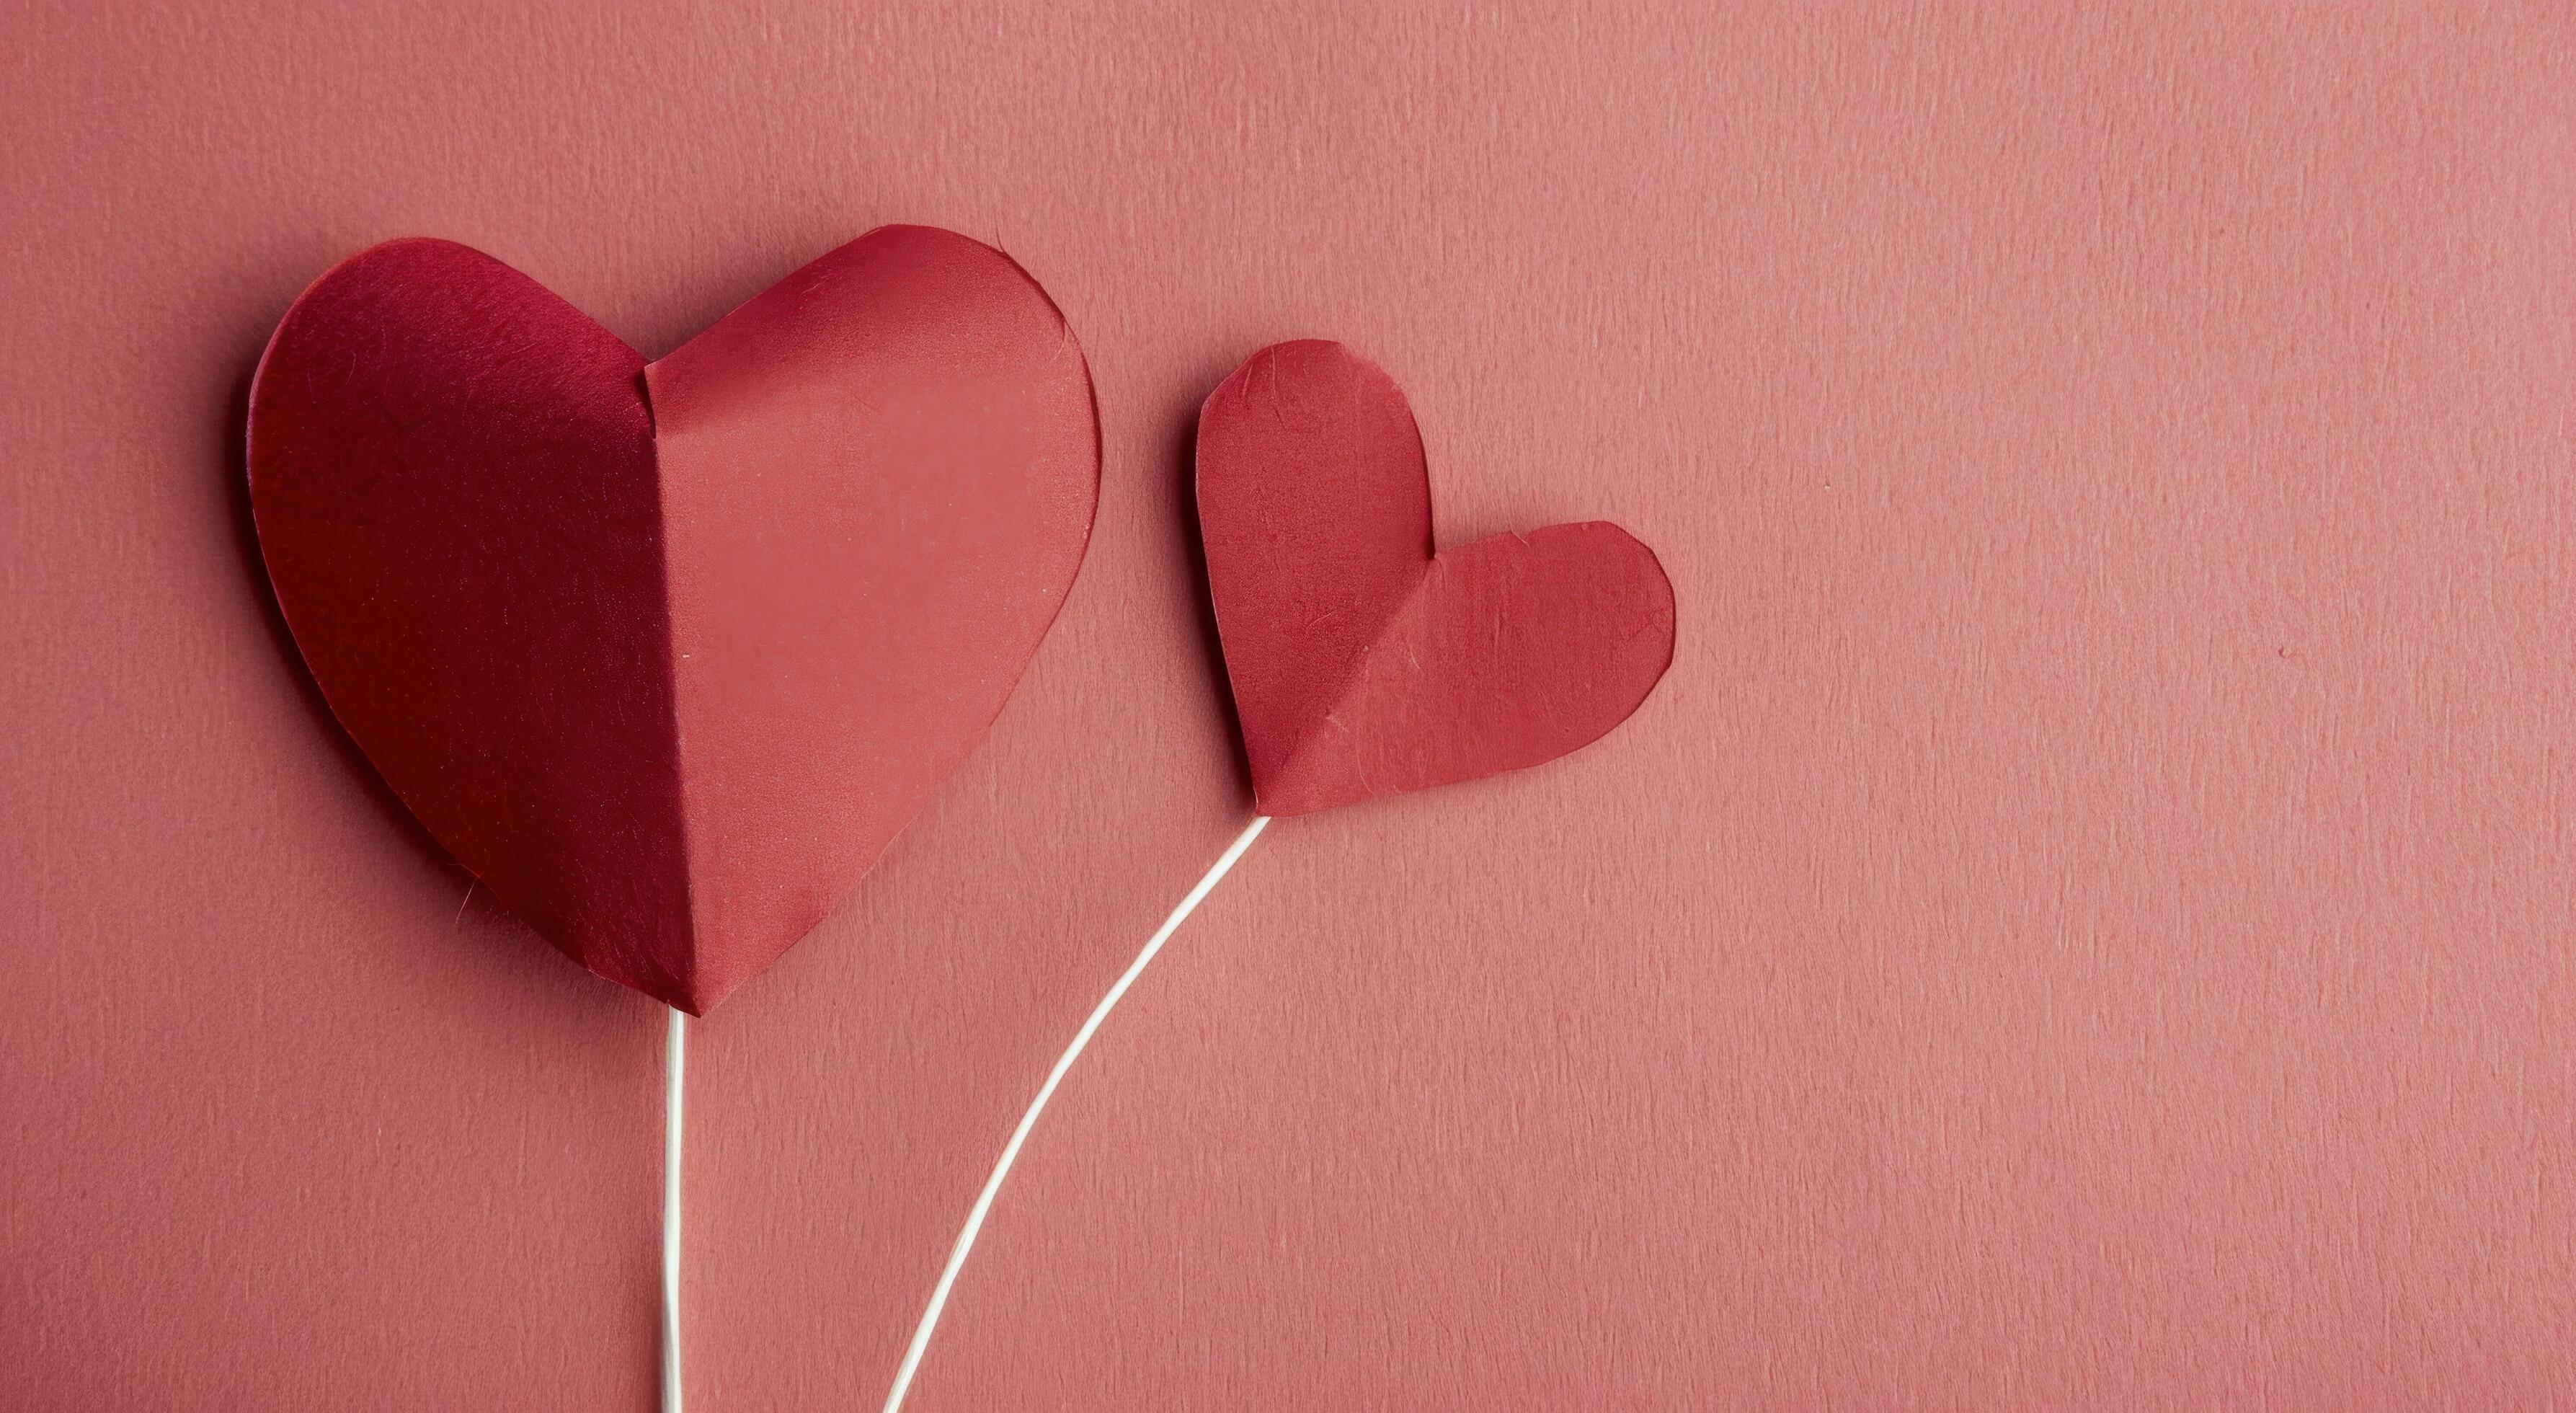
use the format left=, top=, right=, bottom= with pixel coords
left=247, top=228, right=1099, bottom=1012
left=8, top=6, right=2574, bottom=1409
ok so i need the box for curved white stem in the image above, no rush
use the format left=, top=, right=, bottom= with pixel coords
left=881, top=815, right=1271, bottom=1412
left=662, top=1006, right=686, bottom=1413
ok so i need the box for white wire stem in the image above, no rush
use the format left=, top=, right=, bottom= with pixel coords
left=881, top=814, right=1272, bottom=1413
left=662, top=1006, right=687, bottom=1413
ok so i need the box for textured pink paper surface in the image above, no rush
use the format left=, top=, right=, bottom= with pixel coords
left=4, top=4, right=2572, bottom=1408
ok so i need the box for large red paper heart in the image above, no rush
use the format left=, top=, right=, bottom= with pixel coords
left=1196, top=340, right=1674, bottom=816
left=247, top=227, right=1098, bottom=1013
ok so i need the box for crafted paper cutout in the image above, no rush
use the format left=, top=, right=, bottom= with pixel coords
left=247, top=227, right=1099, bottom=1013
left=1196, top=340, right=1674, bottom=815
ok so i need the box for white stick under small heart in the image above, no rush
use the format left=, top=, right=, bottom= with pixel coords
left=883, top=816, right=1271, bottom=1412
left=654, top=818, right=1267, bottom=1413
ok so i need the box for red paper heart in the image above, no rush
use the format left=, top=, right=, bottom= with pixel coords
left=1195, top=340, right=1674, bottom=816
left=247, top=228, right=1098, bottom=1012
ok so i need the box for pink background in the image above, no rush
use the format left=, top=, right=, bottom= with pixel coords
left=6, top=3, right=2572, bottom=1407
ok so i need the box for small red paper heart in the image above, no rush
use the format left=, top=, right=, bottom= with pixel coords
left=248, top=227, right=1098, bottom=1012
left=1195, top=340, right=1674, bottom=817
